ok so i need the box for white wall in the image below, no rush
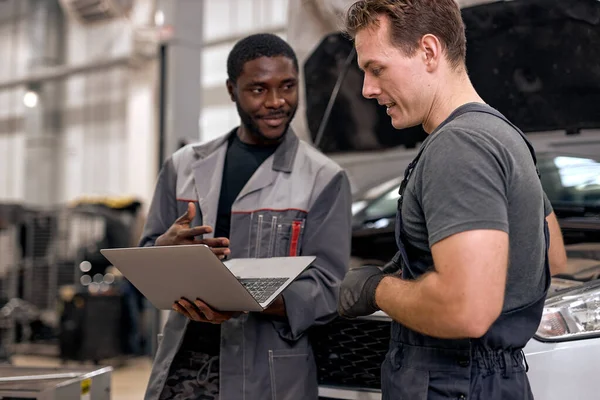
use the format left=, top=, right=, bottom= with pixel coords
left=0, top=0, right=29, bottom=202
left=0, top=0, right=158, bottom=207
left=203, top=0, right=288, bottom=43
left=0, top=0, right=290, bottom=208
left=0, top=130, right=26, bottom=202
left=59, top=1, right=156, bottom=205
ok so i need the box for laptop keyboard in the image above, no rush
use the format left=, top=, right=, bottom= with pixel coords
left=238, top=278, right=289, bottom=303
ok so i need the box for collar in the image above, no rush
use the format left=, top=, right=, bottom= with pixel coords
left=192, top=126, right=300, bottom=173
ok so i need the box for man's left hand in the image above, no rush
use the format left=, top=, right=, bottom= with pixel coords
left=338, top=265, right=386, bottom=318
left=173, top=298, right=239, bottom=324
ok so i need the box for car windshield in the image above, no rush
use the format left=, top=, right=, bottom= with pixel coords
left=362, top=152, right=600, bottom=221
left=538, top=153, right=600, bottom=209
left=364, top=187, right=400, bottom=221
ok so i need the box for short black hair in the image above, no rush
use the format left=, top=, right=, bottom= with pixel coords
left=227, top=33, right=299, bottom=83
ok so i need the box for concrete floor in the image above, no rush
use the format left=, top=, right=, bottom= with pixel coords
left=11, top=355, right=153, bottom=400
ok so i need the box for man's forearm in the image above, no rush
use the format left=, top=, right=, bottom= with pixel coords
left=375, top=274, right=478, bottom=339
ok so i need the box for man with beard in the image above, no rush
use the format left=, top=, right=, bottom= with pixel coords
left=141, top=33, right=352, bottom=400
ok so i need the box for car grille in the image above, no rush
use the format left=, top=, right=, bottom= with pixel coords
left=311, top=317, right=391, bottom=389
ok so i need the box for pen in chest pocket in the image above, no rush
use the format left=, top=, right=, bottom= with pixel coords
left=192, top=186, right=204, bottom=239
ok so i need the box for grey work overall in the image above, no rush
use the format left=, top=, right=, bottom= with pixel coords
left=383, top=106, right=551, bottom=400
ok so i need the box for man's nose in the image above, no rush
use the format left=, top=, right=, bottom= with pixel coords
left=265, top=90, right=285, bottom=108
left=362, top=75, right=381, bottom=99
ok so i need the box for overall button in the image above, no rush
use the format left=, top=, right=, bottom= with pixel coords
left=458, top=395, right=467, bottom=400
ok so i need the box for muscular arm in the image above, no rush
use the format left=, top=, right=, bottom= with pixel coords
left=546, top=211, right=567, bottom=276
left=375, top=229, right=508, bottom=338
left=376, top=200, right=563, bottom=338
left=372, top=128, right=544, bottom=338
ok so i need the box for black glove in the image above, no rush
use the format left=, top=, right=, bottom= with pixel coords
left=382, top=259, right=402, bottom=275
left=338, top=265, right=386, bottom=319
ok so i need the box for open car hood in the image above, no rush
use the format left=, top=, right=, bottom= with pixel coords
left=304, top=0, right=600, bottom=153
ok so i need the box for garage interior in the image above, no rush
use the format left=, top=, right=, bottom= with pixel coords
left=0, top=0, right=599, bottom=399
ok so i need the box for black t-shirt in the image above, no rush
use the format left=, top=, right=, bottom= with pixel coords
left=213, top=133, right=281, bottom=239
left=181, top=131, right=279, bottom=355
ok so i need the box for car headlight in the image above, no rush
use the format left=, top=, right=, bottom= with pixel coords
left=535, top=281, right=600, bottom=342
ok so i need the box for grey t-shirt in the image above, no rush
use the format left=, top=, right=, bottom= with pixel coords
left=402, top=103, right=551, bottom=311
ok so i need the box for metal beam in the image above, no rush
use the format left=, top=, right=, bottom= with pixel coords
left=156, top=0, right=203, bottom=159
left=152, top=0, right=204, bottom=356
left=0, top=25, right=288, bottom=92
left=0, top=56, right=131, bottom=91
left=22, top=0, right=65, bottom=207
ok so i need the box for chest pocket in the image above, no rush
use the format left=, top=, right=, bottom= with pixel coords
left=249, top=210, right=307, bottom=258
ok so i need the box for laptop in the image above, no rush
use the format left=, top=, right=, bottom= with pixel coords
left=100, top=244, right=315, bottom=312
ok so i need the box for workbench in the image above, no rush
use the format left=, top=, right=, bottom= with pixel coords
left=0, top=365, right=112, bottom=399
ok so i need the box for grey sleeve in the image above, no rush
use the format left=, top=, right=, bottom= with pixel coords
left=139, top=157, right=178, bottom=247
left=417, top=130, right=509, bottom=246
left=273, top=170, right=352, bottom=340
left=543, top=191, right=553, bottom=217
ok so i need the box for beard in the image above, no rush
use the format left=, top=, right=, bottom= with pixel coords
left=236, top=101, right=297, bottom=142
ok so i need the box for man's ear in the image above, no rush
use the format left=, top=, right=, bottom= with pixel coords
left=421, top=34, right=442, bottom=73
left=226, top=79, right=236, bottom=102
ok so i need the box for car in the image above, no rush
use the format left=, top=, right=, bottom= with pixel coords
left=305, top=0, right=600, bottom=398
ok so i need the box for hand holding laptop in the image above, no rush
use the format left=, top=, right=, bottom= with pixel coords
left=101, top=239, right=315, bottom=313
left=155, top=202, right=231, bottom=260
left=173, top=297, right=239, bottom=324
left=155, top=202, right=234, bottom=322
